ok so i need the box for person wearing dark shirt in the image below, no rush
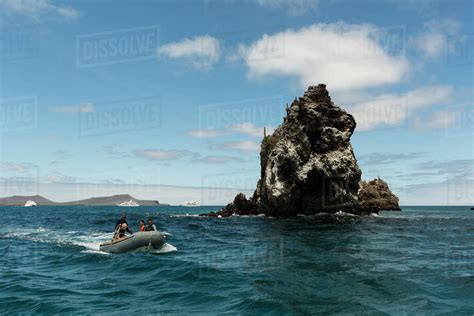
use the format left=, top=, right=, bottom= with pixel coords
left=144, top=218, right=157, bottom=231
left=115, top=213, right=133, bottom=234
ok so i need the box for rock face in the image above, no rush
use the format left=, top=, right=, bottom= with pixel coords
left=358, top=178, right=401, bottom=211
left=254, top=84, right=362, bottom=216
left=204, top=84, right=399, bottom=217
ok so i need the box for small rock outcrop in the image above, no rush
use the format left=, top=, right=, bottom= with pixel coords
left=358, top=178, right=400, bottom=211
left=203, top=84, right=399, bottom=217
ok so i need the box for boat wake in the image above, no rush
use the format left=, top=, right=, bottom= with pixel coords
left=0, top=227, right=176, bottom=255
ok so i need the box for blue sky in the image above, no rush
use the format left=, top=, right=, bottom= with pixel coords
left=0, top=0, right=472, bottom=205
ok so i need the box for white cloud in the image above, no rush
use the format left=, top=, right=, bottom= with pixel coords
left=135, top=149, right=194, bottom=161
left=234, top=23, right=409, bottom=91
left=0, top=0, right=79, bottom=20
left=348, top=85, right=453, bottom=131
left=228, top=123, right=266, bottom=137
left=157, top=35, right=220, bottom=70
left=192, top=155, right=244, bottom=164
left=413, top=18, right=462, bottom=58
left=43, top=172, right=76, bottom=184
left=359, top=152, right=425, bottom=166
left=50, top=103, right=93, bottom=114
left=187, top=123, right=273, bottom=138
left=223, top=140, right=260, bottom=153
left=186, top=129, right=221, bottom=138
left=254, top=0, right=318, bottom=15
left=412, top=110, right=458, bottom=130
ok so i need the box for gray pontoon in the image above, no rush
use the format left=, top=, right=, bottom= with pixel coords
left=99, top=231, right=166, bottom=253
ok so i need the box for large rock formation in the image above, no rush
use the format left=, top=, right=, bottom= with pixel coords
left=204, top=84, right=399, bottom=217
left=255, top=84, right=362, bottom=216
left=358, top=178, right=401, bottom=211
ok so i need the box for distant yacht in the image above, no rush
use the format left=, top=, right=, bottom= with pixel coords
left=24, top=200, right=37, bottom=207
left=179, top=200, right=199, bottom=207
left=117, top=200, right=139, bottom=207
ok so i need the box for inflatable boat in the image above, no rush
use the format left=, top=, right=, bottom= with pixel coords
left=99, top=231, right=166, bottom=253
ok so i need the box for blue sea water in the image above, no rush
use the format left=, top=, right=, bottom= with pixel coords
left=0, top=205, right=473, bottom=314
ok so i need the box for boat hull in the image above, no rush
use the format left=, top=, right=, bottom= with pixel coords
left=99, top=231, right=165, bottom=253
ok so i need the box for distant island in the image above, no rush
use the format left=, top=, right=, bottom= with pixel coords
left=0, top=194, right=161, bottom=206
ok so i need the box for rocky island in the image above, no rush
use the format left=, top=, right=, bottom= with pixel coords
left=204, top=84, right=400, bottom=217
left=358, top=178, right=400, bottom=211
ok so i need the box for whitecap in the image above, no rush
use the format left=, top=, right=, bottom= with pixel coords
left=150, top=243, right=177, bottom=254
left=170, top=214, right=200, bottom=218
left=80, top=249, right=110, bottom=255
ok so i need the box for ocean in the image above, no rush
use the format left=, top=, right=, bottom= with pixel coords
left=0, top=206, right=473, bottom=314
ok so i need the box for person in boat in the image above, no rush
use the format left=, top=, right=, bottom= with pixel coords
left=114, top=223, right=130, bottom=241
left=115, top=213, right=133, bottom=234
left=145, top=218, right=157, bottom=231
left=138, top=219, right=145, bottom=232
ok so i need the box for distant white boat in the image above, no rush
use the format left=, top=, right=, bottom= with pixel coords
left=179, top=200, right=199, bottom=207
left=24, top=200, right=37, bottom=207
left=117, top=200, right=139, bottom=207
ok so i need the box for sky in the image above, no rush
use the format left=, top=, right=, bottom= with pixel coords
left=0, top=0, right=472, bottom=205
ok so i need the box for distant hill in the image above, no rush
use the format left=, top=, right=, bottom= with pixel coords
left=0, top=194, right=160, bottom=206
left=60, top=194, right=160, bottom=206
left=0, top=195, right=56, bottom=206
